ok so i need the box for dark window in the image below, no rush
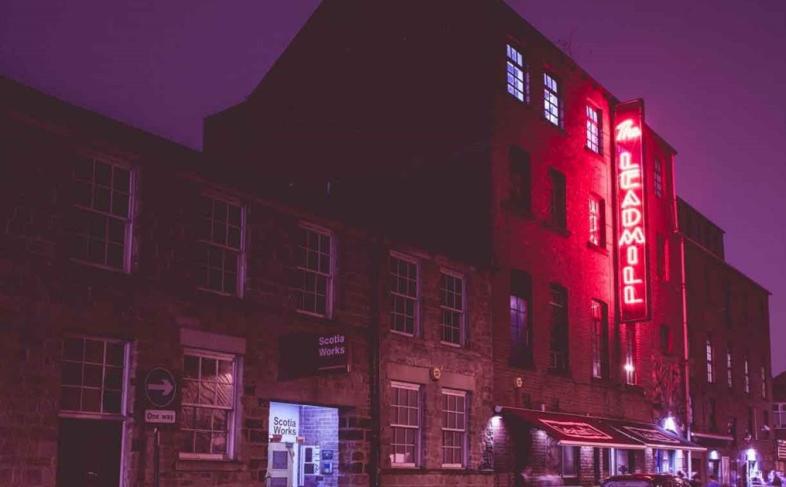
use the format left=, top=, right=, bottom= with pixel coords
left=510, top=270, right=533, bottom=367
left=656, top=234, right=668, bottom=280
left=549, top=284, right=569, bottom=372
left=659, top=325, right=672, bottom=355
left=440, top=272, right=465, bottom=346
left=654, top=158, right=664, bottom=198
left=709, top=399, right=717, bottom=432
left=748, top=406, right=754, bottom=439
left=297, top=225, right=333, bottom=317
left=197, top=196, right=244, bottom=296
left=509, top=147, right=532, bottom=213
left=561, top=446, right=579, bottom=477
left=549, top=169, right=567, bottom=230
left=589, top=195, right=605, bottom=247
left=390, top=254, right=418, bottom=335
left=726, top=347, right=734, bottom=389
left=591, top=300, right=609, bottom=379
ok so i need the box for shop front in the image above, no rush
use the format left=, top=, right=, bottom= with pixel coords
left=494, top=408, right=705, bottom=486
left=691, top=432, right=737, bottom=486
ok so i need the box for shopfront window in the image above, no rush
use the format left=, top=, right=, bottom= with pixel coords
left=561, top=446, right=579, bottom=478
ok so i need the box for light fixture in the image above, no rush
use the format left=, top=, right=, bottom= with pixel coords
left=624, top=363, right=635, bottom=372
left=663, top=416, right=677, bottom=433
left=709, top=450, right=719, bottom=461
left=746, top=448, right=756, bottom=462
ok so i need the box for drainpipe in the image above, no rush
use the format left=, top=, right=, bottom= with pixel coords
left=672, top=154, right=693, bottom=471
left=368, top=235, right=383, bottom=487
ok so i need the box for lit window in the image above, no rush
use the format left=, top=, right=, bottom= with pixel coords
left=60, top=336, right=126, bottom=415
left=591, top=300, right=608, bottom=379
left=544, top=73, right=562, bottom=127
left=549, top=169, right=567, bottom=229
left=297, top=225, right=333, bottom=317
left=706, top=339, right=714, bottom=383
left=390, top=382, right=420, bottom=467
left=549, top=284, right=569, bottom=372
left=588, top=195, right=605, bottom=247
left=586, top=105, right=601, bottom=153
left=390, top=254, right=418, bottom=336
left=71, top=156, right=132, bottom=271
left=660, top=324, right=672, bottom=355
left=726, top=348, right=734, bottom=389
left=761, top=366, right=767, bottom=399
left=440, top=272, right=465, bottom=345
left=744, top=358, right=750, bottom=394
left=510, top=270, right=532, bottom=367
left=442, top=390, right=467, bottom=467
left=654, top=158, right=664, bottom=198
left=506, top=44, right=528, bottom=102
left=625, top=325, right=637, bottom=385
left=181, top=351, right=238, bottom=459
left=197, top=196, right=244, bottom=296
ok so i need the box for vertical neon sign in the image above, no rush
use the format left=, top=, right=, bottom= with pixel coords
left=615, top=100, right=649, bottom=322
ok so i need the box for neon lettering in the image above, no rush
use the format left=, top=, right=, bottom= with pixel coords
left=615, top=119, right=642, bottom=142
left=619, top=227, right=645, bottom=245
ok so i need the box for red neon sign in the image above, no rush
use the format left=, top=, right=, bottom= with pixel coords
left=615, top=100, right=649, bottom=322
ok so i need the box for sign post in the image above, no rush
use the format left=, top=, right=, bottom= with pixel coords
left=143, top=367, right=177, bottom=487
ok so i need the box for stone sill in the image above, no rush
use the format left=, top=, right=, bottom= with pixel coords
left=175, top=459, right=245, bottom=472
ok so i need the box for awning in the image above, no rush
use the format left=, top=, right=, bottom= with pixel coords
left=608, top=420, right=706, bottom=452
left=502, top=407, right=645, bottom=449
left=501, top=407, right=705, bottom=452
left=690, top=432, right=734, bottom=450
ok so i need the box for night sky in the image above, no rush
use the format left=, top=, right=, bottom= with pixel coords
left=1, top=1, right=783, bottom=373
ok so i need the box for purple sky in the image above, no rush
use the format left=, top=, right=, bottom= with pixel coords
left=1, top=1, right=783, bottom=373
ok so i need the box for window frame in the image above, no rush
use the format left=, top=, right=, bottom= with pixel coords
left=390, top=381, right=422, bottom=468
left=439, top=269, right=466, bottom=347
left=654, top=157, right=664, bottom=198
left=591, top=300, right=609, bottom=379
left=510, top=270, right=533, bottom=367
left=389, top=251, right=420, bottom=337
left=549, top=168, right=567, bottom=230
left=706, top=338, right=714, bottom=384
left=744, top=357, right=751, bottom=394
left=505, top=43, right=529, bottom=103
left=588, top=194, right=605, bottom=248
left=196, top=193, right=246, bottom=297
left=760, top=365, right=767, bottom=399
left=585, top=104, right=602, bottom=154
left=548, top=283, right=569, bottom=372
left=296, top=222, right=335, bottom=318
left=726, top=347, right=734, bottom=389
left=624, top=324, right=637, bottom=385
left=59, top=335, right=129, bottom=420
left=179, top=348, right=240, bottom=461
left=71, top=154, right=135, bottom=273
left=441, top=388, right=468, bottom=469
left=543, top=72, right=563, bottom=128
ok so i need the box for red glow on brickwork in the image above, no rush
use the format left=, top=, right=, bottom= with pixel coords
left=615, top=102, right=649, bottom=322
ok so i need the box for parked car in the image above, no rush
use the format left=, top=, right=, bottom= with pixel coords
left=603, top=474, right=694, bottom=487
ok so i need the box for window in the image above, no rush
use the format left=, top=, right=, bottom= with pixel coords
left=71, top=156, right=132, bottom=271
left=390, top=382, right=420, bottom=467
left=297, top=225, right=333, bottom=317
left=723, top=284, right=732, bottom=327
left=549, top=169, right=567, bottom=229
left=726, top=348, right=734, bottom=389
left=442, top=389, right=467, bottom=467
left=197, top=196, right=245, bottom=296
left=181, top=350, right=237, bottom=459
left=654, top=158, right=664, bottom=198
left=760, top=366, right=767, bottom=399
left=509, top=146, right=532, bottom=213
left=708, top=399, right=717, bottom=432
left=588, top=195, right=605, bottom=247
left=591, top=300, right=609, bottom=379
left=544, top=73, right=562, bottom=127
left=440, top=272, right=465, bottom=345
left=705, top=338, right=714, bottom=383
left=773, top=403, right=786, bottom=429
left=390, top=254, right=418, bottom=336
left=561, top=446, right=579, bottom=477
left=586, top=105, right=601, bottom=153
left=748, top=406, right=755, bottom=439
left=625, top=324, right=637, bottom=385
left=510, top=270, right=532, bottom=367
left=506, top=44, right=528, bottom=103
left=549, top=284, right=569, bottom=372
left=744, top=358, right=751, bottom=394
left=660, top=325, right=672, bottom=355
left=60, top=336, right=126, bottom=415
left=656, top=235, right=669, bottom=280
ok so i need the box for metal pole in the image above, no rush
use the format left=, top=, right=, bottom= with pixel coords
left=154, top=427, right=160, bottom=487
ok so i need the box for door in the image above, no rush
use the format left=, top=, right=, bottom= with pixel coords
left=57, top=418, right=122, bottom=487
left=268, top=442, right=295, bottom=487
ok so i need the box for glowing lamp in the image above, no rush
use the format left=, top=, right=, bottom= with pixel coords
left=709, top=450, right=719, bottom=461
left=663, top=416, right=677, bottom=433
left=746, top=448, right=756, bottom=461
left=624, top=363, right=635, bottom=373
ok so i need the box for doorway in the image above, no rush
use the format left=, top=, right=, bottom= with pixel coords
left=56, top=418, right=122, bottom=487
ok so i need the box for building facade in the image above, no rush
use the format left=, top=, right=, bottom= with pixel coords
left=678, top=199, right=775, bottom=485
left=774, top=372, right=786, bottom=472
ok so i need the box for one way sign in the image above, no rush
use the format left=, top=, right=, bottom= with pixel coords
left=144, top=367, right=177, bottom=408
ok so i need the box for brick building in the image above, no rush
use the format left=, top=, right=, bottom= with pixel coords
left=678, top=199, right=775, bottom=485
left=203, top=1, right=701, bottom=486
left=774, top=372, right=786, bottom=472
left=0, top=76, right=494, bottom=487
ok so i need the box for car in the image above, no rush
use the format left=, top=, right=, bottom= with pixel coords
left=603, top=473, right=694, bottom=487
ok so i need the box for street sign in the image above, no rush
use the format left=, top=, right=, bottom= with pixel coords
left=144, top=367, right=177, bottom=408
left=145, top=409, right=176, bottom=424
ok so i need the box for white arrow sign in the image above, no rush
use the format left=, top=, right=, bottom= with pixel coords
left=148, top=379, right=173, bottom=396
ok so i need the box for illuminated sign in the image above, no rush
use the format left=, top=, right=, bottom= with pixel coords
left=778, top=440, right=786, bottom=460
left=621, top=426, right=681, bottom=444
left=615, top=100, right=649, bottom=322
left=540, top=420, right=613, bottom=440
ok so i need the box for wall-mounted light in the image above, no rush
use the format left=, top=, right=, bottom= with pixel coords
left=624, top=363, right=635, bottom=373
left=746, top=448, right=757, bottom=462
left=663, top=416, right=677, bottom=433
left=709, top=450, right=719, bottom=461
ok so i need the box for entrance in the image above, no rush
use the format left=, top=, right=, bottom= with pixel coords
left=267, top=402, right=339, bottom=487
left=56, top=418, right=122, bottom=487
